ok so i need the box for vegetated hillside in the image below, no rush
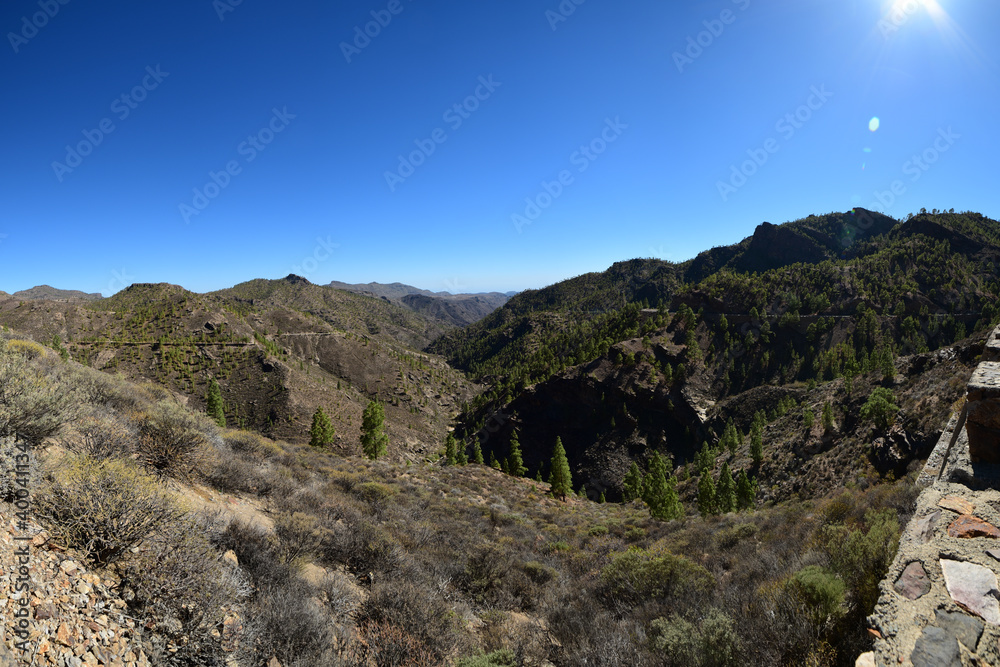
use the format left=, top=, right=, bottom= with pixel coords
left=0, top=277, right=475, bottom=456
left=436, top=209, right=1000, bottom=501
left=0, top=330, right=927, bottom=666
left=329, top=280, right=511, bottom=327
left=11, top=285, right=103, bottom=301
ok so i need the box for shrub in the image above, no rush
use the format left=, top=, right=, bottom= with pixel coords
left=354, top=481, right=397, bottom=504
left=0, top=339, right=73, bottom=443
left=823, top=509, right=899, bottom=613
left=456, top=648, right=518, bottom=667
left=71, top=413, right=135, bottom=459
left=350, top=621, right=437, bottom=667
left=135, top=401, right=211, bottom=479
left=273, top=511, right=333, bottom=564
left=222, top=429, right=281, bottom=461
left=355, top=580, right=459, bottom=660
left=204, top=455, right=274, bottom=495
left=651, top=609, right=740, bottom=667
left=120, top=516, right=249, bottom=663
left=36, top=455, right=181, bottom=564
left=787, top=566, right=846, bottom=626
left=523, top=560, right=558, bottom=585
left=588, top=524, right=609, bottom=537
left=600, top=545, right=713, bottom=606
left=650, top=615, right=698, bottom=665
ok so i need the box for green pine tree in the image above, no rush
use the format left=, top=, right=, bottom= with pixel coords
left=698, top=469, right=717, bottom=516
left=622, top=461, right=645, bottom=502
left=309, top=407, right=335, bottom=447
left=822, top=402, right=835, bottom=432
left=507, top=431, right=527, bottom=477
left=548, top=437, right=573, bottom=501
left=472, top=440, right=484, bottom=465
left=644, top=452, right=683, bottom=520
left=720, top=419, right=739, bottom=454
left=535, top=469, right=543, bottom=483
left=490, top=451, right=501, bottom=470
left=598, top=491, right=606, bottom=503
left=205, top=378, right=226, bottom=428
left=360, top=400, right=388, bottom=460
left=444, top=432, right=457, bottom=466
left=455, top=439, right=468, bottom=465
left=736, top=469, right=758, bottom=511
left=716, top=462, right=736, bottom=514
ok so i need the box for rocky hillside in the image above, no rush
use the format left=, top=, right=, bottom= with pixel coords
left=0, top=277, right=475, bottom=456
left=436, top=210, right=1000, bottom=504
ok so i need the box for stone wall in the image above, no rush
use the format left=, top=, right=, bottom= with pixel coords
left=863, top=326, right=1000, bottom=667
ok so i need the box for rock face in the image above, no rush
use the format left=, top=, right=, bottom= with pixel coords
left=967, top=362, right=1000, bottom=463
left=941, top=559, right=1000, bottom=624
left=947, top=514, right=1000, bottom=539
left=894, top=561, right=931, bottom=600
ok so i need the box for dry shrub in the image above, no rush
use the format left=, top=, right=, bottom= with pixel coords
left=71, top=413, right=136, bottom=459
left=222, top=429, right=282, bottom=461
left=0, top=339, right=74, bottom=443
left=135, top=401, right=211, bottom=479
left=349, top=621, right=437, bottom=667
left=120, top=516, right=250, bottom=665
left=36, top=454, right=181, bottom=564
left=273, top=511, right=333, bottom=564
left=205, top=455, right=274, bottom=496
left=355, top=580, right=460, bottom=660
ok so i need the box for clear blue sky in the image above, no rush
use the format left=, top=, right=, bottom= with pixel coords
left=2, top=0, right=997, bottom=295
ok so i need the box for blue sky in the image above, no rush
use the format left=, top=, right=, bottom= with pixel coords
left=1, top=0, right=997, bottom=295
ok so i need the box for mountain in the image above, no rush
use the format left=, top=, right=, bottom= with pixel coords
left=11, top=284, right=103, bottom=301
left=0, top=276, right=475, bottom=454
left=434, top=209, right=1000, bottom=500
left=4, top=208, right=1000, bottom=667
left=329, top=280, right=510, bottom=327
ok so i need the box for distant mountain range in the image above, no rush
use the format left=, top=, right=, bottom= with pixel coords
left=329, top=280, right=514, bottom=327
left=10, top=285, right=102, bottom=301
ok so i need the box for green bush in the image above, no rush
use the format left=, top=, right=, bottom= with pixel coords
left=788, top=565, right=846, bottom=625
left=600, top=545, right=713, bottom=605
left=651, top=609, right=740, bottom=666
left=36, top=455, right=181, bottom=564
left=456, top=648, right=518, bottom=667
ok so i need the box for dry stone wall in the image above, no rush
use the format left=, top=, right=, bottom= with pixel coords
left=863, top=326, right=1000, bottom=666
